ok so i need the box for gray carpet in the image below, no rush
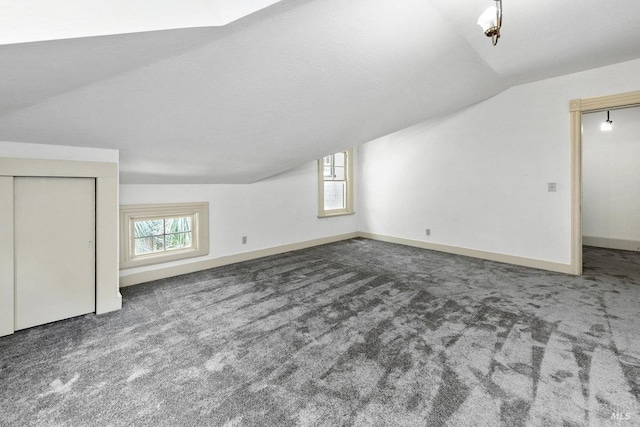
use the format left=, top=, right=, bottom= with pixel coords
left=1, top=238, right=639, bottom=426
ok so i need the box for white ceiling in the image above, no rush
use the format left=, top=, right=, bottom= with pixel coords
left=0, top=0, right=282, bottom=45
left=1, top=0, right=639, bottom=183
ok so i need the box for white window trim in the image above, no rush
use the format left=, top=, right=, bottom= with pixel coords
left=318, top=148, right=355, bottom=218
left=120, top=202, right=209, bottom=269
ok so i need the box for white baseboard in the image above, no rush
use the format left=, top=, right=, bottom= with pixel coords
left=358, top=232, right=574, bottom=275
left=119, top=232, right=359, bottom=287
left=120, top=231, right=575, bottom=287
left=583, top=236, right=640, bottom=252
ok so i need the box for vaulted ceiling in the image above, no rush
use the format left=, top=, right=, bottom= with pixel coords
left=1, top=0, right=640, bottom=183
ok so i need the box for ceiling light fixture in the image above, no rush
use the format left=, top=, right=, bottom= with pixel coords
left=477, top=0, right=503, bottom=46
left=601, top=110, right=613, bottom=131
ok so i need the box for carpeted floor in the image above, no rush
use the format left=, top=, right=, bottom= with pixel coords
left=1, top=238, right=639, bottom=426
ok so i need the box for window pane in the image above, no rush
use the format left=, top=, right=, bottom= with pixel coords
left=166, top=232, right=192, bottom=251
left=135, top=237, right=152, bottom=255
left=134, top=236, right=165, bottom=255
left=152, top=236, right=165, bottom=252
left=333, top=165, right=345, bottom=181
left=324, top=181, right=346, bottom=210
left=165, top=216, right=191, bottom=233
left=134, top=219, right=164, bottom=238
left=334, top=152, right=345, bottom=167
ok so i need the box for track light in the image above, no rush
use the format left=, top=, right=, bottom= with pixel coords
left=601, top=111, right=613, bottom=131
left=477, top=0, right=503, bottom=46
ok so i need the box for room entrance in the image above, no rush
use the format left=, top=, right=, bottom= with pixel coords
left=568, top=90, right=640, bottom=274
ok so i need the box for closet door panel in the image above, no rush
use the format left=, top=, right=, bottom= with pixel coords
left=14, top=177, right=95, bottom=330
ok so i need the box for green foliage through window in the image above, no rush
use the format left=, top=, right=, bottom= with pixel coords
left=134, top=216, right=192, bottom=256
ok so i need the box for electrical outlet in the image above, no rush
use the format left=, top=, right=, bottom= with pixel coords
left=242, top=236, right=247, bottom=244
left=426, top=229, right=431, bottom=236
left=548, top=183, right=557, bottom=192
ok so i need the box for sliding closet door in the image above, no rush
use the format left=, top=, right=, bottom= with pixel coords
left=14, top=177, right=96, bottom=330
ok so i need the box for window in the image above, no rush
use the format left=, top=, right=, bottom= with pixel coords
left=318, top=148, right=354, bottom=217
left=133, top=216, right=192, bottom=256
left=120, top=202, right=209, bottom=269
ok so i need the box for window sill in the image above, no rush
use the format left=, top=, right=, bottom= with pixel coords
left=121, top=247, right=208, bottom=270
left=318, top=211, right=356, bottom=219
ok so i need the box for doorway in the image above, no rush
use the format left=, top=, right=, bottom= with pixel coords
left=581, top=106, right=640, bottom=274
left=569, top=90, right=640, bottom=274
left=582, top=107, right=640, bottom=251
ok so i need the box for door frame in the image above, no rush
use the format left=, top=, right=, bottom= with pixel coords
left=0, top=158, right=121, bottom=336
left=569, top=90, right=640, bottom=275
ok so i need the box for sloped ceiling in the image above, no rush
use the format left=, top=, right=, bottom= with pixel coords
left=0, top=0, right=283, bottom=44
left=1, top=0, right=640, bottom=183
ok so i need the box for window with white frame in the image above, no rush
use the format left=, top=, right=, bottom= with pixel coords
left=120, top=202, right=209, bottom=268
left=318, top=148, right=354, bottom=217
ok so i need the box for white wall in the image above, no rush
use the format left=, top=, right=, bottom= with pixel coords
left=120, top=159, right=358, bottom=278
left=358, top=58, right=640, bottom=266
left=583, top=106, right=640, bottom=249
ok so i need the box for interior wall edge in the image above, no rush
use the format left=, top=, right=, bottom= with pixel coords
left=583, top=236, right=640, bottom=253
left=120, top=230, right=576, bottom=288
left=119, top=232, right=359, bottom=287
left=359, top=232, right=574, bottom=275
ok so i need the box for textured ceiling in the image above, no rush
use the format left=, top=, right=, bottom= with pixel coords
left=1, top=0, right=639, bottom=183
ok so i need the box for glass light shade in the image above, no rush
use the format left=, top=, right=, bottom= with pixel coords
left=601, top=121, right=613, bottom=131
left=477, top=6, right=498, bottom=32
